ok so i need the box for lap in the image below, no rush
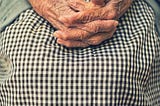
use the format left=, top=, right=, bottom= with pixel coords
left=0, top=0, right=160, bottom=106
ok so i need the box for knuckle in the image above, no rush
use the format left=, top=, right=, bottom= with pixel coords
left=103, top=6, right=117, bottom=19
left=89, top=20, right=102, bottom=33
left=81, top=14, right=92, bottom=23
left=81, top=10, right=98, bottom=23
left=94, top=20, right=101, bottom=30
left=107, top=10, right=117, bottom=19
left=94, top=26, right=101, bottom=33
left=77, top=31, right=87, bottom=40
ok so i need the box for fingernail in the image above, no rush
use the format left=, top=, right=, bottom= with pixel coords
left=57, top=39, right=63, bottom=44
left=114, top=21, right=119, bottom=27
left=53, top=31, right=62, bottom=38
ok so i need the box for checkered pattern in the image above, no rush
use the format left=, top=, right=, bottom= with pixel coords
left=0, top=0, right=160, bottom=106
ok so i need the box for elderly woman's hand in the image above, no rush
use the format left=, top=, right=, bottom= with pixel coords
left=29, top=0, right=75, bottom=30
left=54, top=20, right=118, bottom=47
left=59, top=0, right=133, bottom=26
left=29, top=0, right=118, bottom=47
left=28, top=0, right=106, bottom=30
left=52, top=0, right=133, bottom=47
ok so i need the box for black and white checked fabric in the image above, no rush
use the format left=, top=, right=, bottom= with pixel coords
left=0, top=0, right=160, bottom=106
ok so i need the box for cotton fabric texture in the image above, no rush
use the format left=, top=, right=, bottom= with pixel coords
left=0, top=0, right=160, bottom=106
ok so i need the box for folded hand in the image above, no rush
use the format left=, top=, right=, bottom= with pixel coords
left=29, top=0, right=121, bottom=47
left=59, top=0, right=133, bottom=26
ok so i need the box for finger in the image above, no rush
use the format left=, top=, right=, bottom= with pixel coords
left=59, top=8, right=102, bottom=26
left=91, top=0, right=106, bottom=6
left=67, top=0, right=87, bottom=11
left=41, top=4, right=77, bottom=30
left=117, top=0, right=133, bottom=18
left=59, top=0, right=130, bottom=26
left=57, top=28, right=116, bottom=48
left=104, top=0, right=133, bottom=18
left=81, top=20, right=118, bottom=33
left=58, top=4, right=116, bottom=26
left=57, top=39, right=89, bottom=48
left=53, top=20, right=118, bottom=40
left=84, top=28, right=116, bottom=45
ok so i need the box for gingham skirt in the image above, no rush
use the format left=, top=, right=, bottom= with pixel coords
left=0, top=0, right=160, bottom=106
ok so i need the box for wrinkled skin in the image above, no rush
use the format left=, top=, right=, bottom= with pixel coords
left=29, top=0, right=106, bottom=30
left=29, top=0, right=76, bottom=30
left=29, top=0, right=132, bottom=47
left=60, top=0, right=133, bottom=25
